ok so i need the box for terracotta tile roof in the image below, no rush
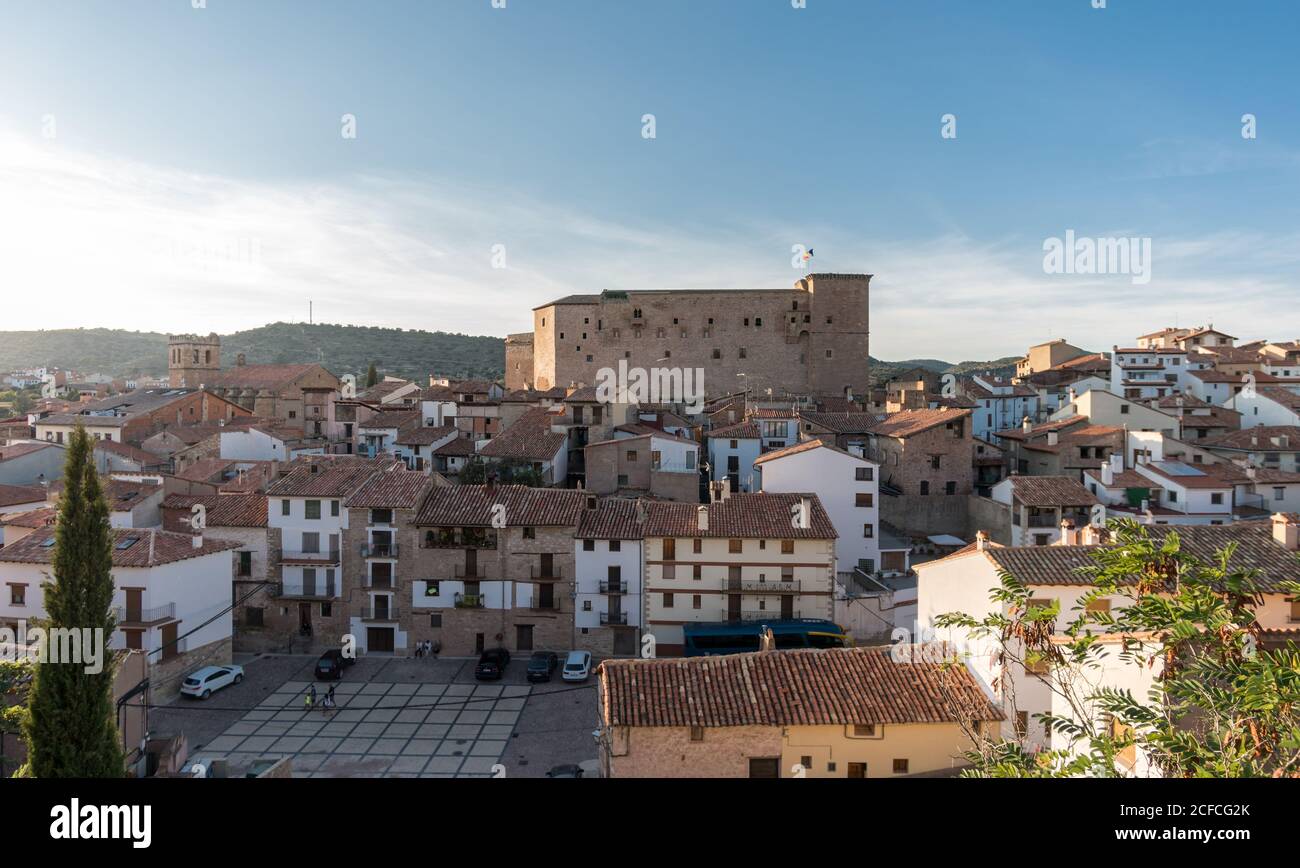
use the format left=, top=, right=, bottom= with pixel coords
left=395, top=425, right=456, bottom=446
left=92, top=439, right=164, bottom=466
left=177, top=457, right=241, bottom=483
left=815, top=397, right=862, bottom=413
left=479, top=408, right=566, bottom=462
left=265, top=458, right=393, bottom=498
left=48, top=478, right=161, bottom=512
left=359, top=409, right=420, bottom=430
left=414, top=484, right=586, bottom=527
left=562, top=386, right=600, bottom=403
left=706, top=421, right=760, bottom=439
left=1202, top=426, right=1300, bottom=451
left=433, top=438, right=477, bottom=457
left=0, top=507, right=57, bottom=529
left=162, top=493, right=268, bottom=527
left=597, top=646, right=1003, bottom=728
left=205, top=364, right=328, bottom=391
left=0, top=442, right=59, bottom=462
left=344, top=469, right=432, bottom=509
left=797, top=411, right=882, bottom=435
left=577, top=498, right=647, bottom=540
left=1008, top=475, right=1101, bottom=507
left=643, top=492, right=836, bottom=539
left=453, top=379, right=499, bottom=395
left=983, top=522, right=1300, bottom=592
left=0, top=527, right=241, bottom=567
left=0, top=484, right=48, bottom=509
left=872, top=408, right=972, bottom=439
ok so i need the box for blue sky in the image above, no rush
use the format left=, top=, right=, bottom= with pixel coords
left=2, top=0, right=1298, bottom=360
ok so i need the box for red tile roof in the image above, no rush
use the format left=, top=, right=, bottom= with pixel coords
left=394, top=425, right=456, bottom=446
left=0, top=442, right=59, bottom=462
left=597, top=646, right=1003, bottom=728
left=414, top=484, right=586, bottom=527
left=577, top=498, right=646, bottom=540
left=205, top=364, right=328, bottom=391
left=706, top=421, right=760, bottom=439
left=162, top=493, right=268, bottom=528
left=479, top=408, right=566, bottom=462
left=265, top=458, right=396, bottom=498
left=751, top=439, right=864, bottom=466
left=0, top=483, right=49, bottom=509
left=0, top=507, right=57, bottom=529
left=344, top=469, right=433, bottom=509
left=0, top=526, right=240, bottom=567
left=643, top=492, right=836, bottom=539
left=873, top=408, right=972, bottom=439
left=1007, top=476, right=1100, bottom=507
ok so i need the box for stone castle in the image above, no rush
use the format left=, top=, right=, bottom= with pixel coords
left=507, top=273, right=871, bottom=399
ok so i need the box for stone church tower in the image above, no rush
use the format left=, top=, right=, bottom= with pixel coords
left=168, top=333, right=222, bottom=388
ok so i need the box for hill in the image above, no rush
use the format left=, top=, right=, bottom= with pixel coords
left=869, top=355, right=1021, bottom=386
left=0, top=323, right=506, bottom=381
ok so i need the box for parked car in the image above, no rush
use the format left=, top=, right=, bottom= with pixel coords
left=561, top=650, right=592, bottom=682
left=315, top=649, right=356, bottom=681
left=526, top=651, right=559, bottom=682
left=180, top=664, right=244, bottom=700
left=546, top=764, right=585, bottom=778
left=475, top=648, right=511, bottom=680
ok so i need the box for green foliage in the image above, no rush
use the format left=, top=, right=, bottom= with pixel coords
left=937, top=519, right=1300, bottom=778
left=0, top=659, right=33, bottom=776
left=458, top=457, right=544, bottom=488
left=365, top=362, right=379, bottom=388
left=869, top=355, right=1021, bottom=388
left=20, top=425, right=124, bottom=778
left=0, top=323, right=505, bottom=381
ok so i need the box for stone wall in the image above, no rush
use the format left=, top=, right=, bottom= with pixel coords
left=606, top=725, right=783, bottom=778
left=149, top=636, right=233, bottom=703
left=529, top=275, right=871, bottom=398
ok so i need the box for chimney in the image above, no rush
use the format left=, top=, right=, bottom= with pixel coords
left=236, top=353, right=246, bottom=367
left=1140, top=498, right=1151, bottom=514
left=1047, top=431, right=1059, bottom=447
left=758, top=627, right=776, bottom=653
left=1101, top=459, right=1114, bottom=486
left=1021, top=416, right=1032, bottom=433
left=1271, top=513, right=1299, bottom=550
left=975, top=529, right=989, bottom=551
left=1067, top=387, right=1077, bottom=403
left=728, top=410, right=736, bottom=424
left=1057, top=519, right=1077, bottom=546
left=585, top=495, right=597, bottom=510
left=192, top=533, right=203, bottom=549
left=797, top=497, right=812, bottom=530
left=1080, top=524, right=1102, bottom=546
left=696, top=505, right=709, bottom=532
left=485, top=473, right=496, bottom=495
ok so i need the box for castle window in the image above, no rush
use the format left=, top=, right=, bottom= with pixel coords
left=739, top=348, right=747, bottom=359
left=656, top=328, right=665, bottom=338
left=755, top=317, right=762, bottom=327
left=712, top=349, right=721, bottom=360
left=633, top=308, right=642, bottom=318
left=586, top=355, right=593, bottom=363
left=743, top=318, right=749, bottom=327
left=707, top=317, right=714, bottom=324
left=583, top=318, right=589, bottom=324
left=205, top=350, right=211, bottom=364
left=826, top=316, right=833, bottom=324
left=792, top=301, right=799, bottom=311
left=560, top=332, right=565, bottom=340
left=613, top=328, right=621, bottom=338
left=673, top=318, right=679, bottom=325
left=826, top=350, right=833, bottom=359
left=663, top=350, right=671, bottom=358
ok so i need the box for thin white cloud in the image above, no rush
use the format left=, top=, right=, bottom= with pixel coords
left=1, top=129, right=1297, bottom=363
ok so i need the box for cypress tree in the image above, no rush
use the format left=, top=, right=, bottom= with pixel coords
left=21, top=424, right=124, bottom=777
left=365, top=362, right=379, bottom=388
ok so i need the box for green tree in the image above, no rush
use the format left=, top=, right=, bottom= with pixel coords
left=20, top=425, right=124, bottom=778
left=936, top=519, right=1300, bottom=778
left=365, top=362, right=379, bottom=388
left=0, top=659, right=32, bottom=777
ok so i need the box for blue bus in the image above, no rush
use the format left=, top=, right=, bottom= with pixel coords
left=683, top=619, right=851, bottom=656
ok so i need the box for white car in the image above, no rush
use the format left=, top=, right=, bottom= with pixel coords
left=561, top=651, right=592, bottom=682
left=180, top=665, right=245, bottom=700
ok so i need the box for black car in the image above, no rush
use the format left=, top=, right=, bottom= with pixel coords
left=545, top=764, right=584, bottom=778
left=526, top=651, right=559, bottom=683
left=315, top=649, right=356, bottom=681
left=474, top=648, right=511, bottom=680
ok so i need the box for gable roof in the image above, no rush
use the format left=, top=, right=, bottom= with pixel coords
left=751, top=438, right=866, bottom=467
left=597, top=646, right=1003, bottom=728
left=414, top=484, right=586, bottom=527
left=344, top=469, right=433, bottom=509
left=643, top=493, right=836, bottom=539
left=479, top=408, right=566, bottom=462
left=1007, top=475, right=1101, bottom=507
left=0, top=526, right=240, bottom=567
left=0, top=483, right=49, bottom=509
left=872, top=408, right=972, bottom=439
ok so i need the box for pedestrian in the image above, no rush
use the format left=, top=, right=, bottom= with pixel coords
left=305, top=684, right=316, bottom=711
left=327, top=683, right=336, bottom=707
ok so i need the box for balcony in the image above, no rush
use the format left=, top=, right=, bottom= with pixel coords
left=278, top=549, right=341, bottom=565
left=735, top=580, right=800, bottom=594
left=454, top=564, right=486, bottom=579
left=362, top=573, right=400, bottom=590
left=274, top=579, right=338, bottom=600
left=738, top=610, right=797, bottom=622
left=420, top=530, right=498, bottom=550
left=114, top=602, right=176, bottom=626
left=528, top=600, right=562, bottom=612
left=530, top=566, right=564, bottom=580
left=361, top=543, right=400, bottom=558
left=1026, top=512, right=1059, bottom=529
left=360, top=605, right=400, bottom=622
left=600, top=612, right=629, bottom=626
left=454, top=593, right=485, bottom=609
left=599, top=581, right=629, bottom=595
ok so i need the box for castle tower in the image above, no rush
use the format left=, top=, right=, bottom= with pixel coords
left=168, top=333, right=221, bottom=388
